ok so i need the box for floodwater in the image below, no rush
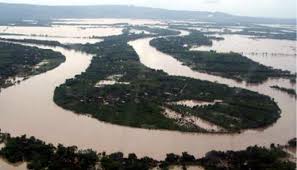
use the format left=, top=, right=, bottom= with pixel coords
left=53, top=18, right=164, bottom=25
left=0, top=23, right=121, bottom=45
left=191, top=34, right=297, bottom=73
left=0, top=25, right=122, bottom=38
left=171, top=100, right=222, bottom=108
left=0, top=24, right=296, bottom=165
left=129, top=37, right=296, bottom=156
left=163, top=108, right=224, bottom=132
left=0, top=35, right=102, bottom=44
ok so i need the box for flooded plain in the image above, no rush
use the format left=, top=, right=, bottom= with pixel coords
left=0, top=21, right=296, bottom=164
left=0, top=34, right=102, bottom=44
left=53, top=18, right=164, bottom=25
left=191, top=34, right=297, bottom=73
left=0, top=25, right=122, bottom=38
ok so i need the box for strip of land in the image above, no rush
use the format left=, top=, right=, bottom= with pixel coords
left=0, top=41, right=65, bottom=90
left=0, top=131, right=295, bottom=170
left=53, top=33, right=281, bottom=133
left=271, top=85, right=296, bottom=96
left=150, top=31, right=295, bottom=83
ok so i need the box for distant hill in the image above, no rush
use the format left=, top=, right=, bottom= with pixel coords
left=0, top=3, right=295, bottom=25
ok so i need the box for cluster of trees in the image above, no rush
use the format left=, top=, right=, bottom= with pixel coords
left=0, top=41, right=65, bottom=89
left=0, top=131, right=295, bottom=170
left=100, top=152, right=158, bottom=170
left=288, top=138, right=296, bottom=147
left=0, top=132, right=98, bottom=170
left=0, top=38, right=62, bottom=47
left=166, top=96, right=280, bottom=132
left=54, top=33, right=281, bottom=133
left=271, top=85, right=296, bottom=96
left=231, top=29, right=296, bottom=41
left=201, top=145, right=295, bottom=170
left=169, top=23, right=296, bottom=41
left=127, top=25, right=181, bottom=36
left=150, top=31, right=295, bottom=83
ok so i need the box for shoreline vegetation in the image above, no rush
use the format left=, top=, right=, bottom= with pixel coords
left=168, top=23, right=297, bottom=41
left=52, top=32, right=281, bottom=133
left=0, top=131, right=295, bottom=170
left=150, top=31, right=296, bottom=83
left=271, top=85, right=296, bottom=96
left=0, top=41, right=65, bottom=91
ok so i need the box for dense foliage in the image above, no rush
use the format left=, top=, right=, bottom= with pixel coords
left=127, top=25, right=181, bottom=36
left=0, top=131, right=295, bottom=170
left=0, top=41, right=65, bottom=89
left=169, top=23, right=297, bottom=41
left=201, top=145, right=295, bottom=170
left=150, top=31, right=294, bottom=83
left=0, top=132, right=98, bottom=170
left=0, top=38, right=62, bottom=47
left=288, top=138, right=296, bottom=147
left=54, top=33, right=281, bottom=132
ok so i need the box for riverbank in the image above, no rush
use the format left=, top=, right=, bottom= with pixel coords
left=0, top=41, right=65, bottom=91
left=0, top=131, right=295, bottom=170
left=150, top=31, right=295, bottom=83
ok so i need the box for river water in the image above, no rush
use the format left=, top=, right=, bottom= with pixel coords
left=191, top=34, right=297, bottom=73
left=0, top=25, right=295, bottom=165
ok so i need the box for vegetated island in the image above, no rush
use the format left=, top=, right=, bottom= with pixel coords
left=53, top=33, right=281, bottom=133
left=0, top=131, right=295, bottom=170
left=0, top=38, right=64, bottom=47
left=271, top=85, right=296, bottom=96
left=168, top=23, right=297, bottom=41
left=0, top=41, right=65, bottom=90
left=150, top=31, right=295, bottom=83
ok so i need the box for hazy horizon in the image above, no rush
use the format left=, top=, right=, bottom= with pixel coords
left=0, top=0, right=296, bottom=19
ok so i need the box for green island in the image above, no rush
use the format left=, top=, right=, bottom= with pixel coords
left=0, top=38, right=64, bottom=47
left=53, top=33, right=281, bottom=133
left=126, top=25, right=181, bottom=36
left=0, top=131, right=295, bottom=170
left=168, top=23, right=297, bottom=41
left=271, top=85, right=296, bottom=96
left=227, top=28, right=296, bottom=41
left=0, top=41, right=65, bottom=90
left=150, top=31, right=295, bottom=83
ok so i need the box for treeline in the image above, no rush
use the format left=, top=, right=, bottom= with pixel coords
left=126, top=25, right=181, bottom=36
left=0, top=131, right=99, bottom=170
left=54, top=33, right=281, bottom=133
left=0, top=38, right=62, bottom=47
left=0, top=131, right=295, bottom=170
left=200, top=144, right=295, bottom=170
left=169, top=23, right=296, bottom=41
left=271, top=85, right=296, bottom=96
left=150, top=31, right=295, bottom=83
left=0, top=41, right=65, bottom=90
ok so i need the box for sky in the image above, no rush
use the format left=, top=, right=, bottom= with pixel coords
left=0, top=0, right=296, bottom=18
